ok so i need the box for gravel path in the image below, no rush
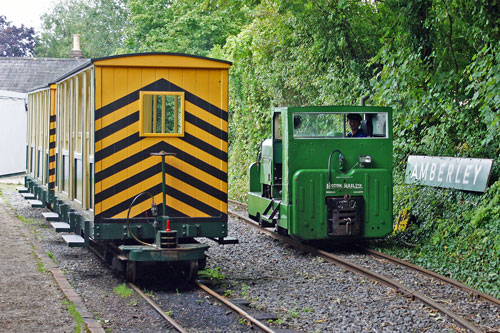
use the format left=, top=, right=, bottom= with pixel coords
left=203, top=205, right=463, bottom=332
left=3, top=176, right=489, bottom=332
left=342, top=253, right=500, bottom=332
left=0, top=182, right=75, bottom=332
left=0, top=180, right=261, bottom=332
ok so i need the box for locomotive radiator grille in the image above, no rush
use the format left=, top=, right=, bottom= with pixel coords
left=326, top=197, right=364, bottom=237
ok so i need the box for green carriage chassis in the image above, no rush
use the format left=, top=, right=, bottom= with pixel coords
left=23, top=151, right=235, bottom=281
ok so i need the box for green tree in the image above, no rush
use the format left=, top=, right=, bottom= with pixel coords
left=123, top=0, right=253, bottom=56
left=0, top=15, right=36, bottom=57
left=35, top=0, right=129, bottom=58
left=222, top=0, right=384, bottom=199
left=371, top=0, right=500, bottom=297
left=371, top=0, right=500, bottom=169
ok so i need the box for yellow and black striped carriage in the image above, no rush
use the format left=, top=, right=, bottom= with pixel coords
left=25, top=53, right=233, bottom=280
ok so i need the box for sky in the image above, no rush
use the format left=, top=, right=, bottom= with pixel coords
left=1, top=0, right=56, bottom=31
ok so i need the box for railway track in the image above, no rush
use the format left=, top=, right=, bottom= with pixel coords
left=126, top=280, right=276, bottom=332
left=228, top=199, right=500, bottom=333
left=88, top=241, right=275, bottom=332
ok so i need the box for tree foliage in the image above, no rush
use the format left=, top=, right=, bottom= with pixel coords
left=222, top=0, right=385, bottom=199
left=34, top=0, right=500, bottom=297
left=0, top=16, right=36, bottom=57
left=35, top=0, right=129, bottom=58
left=371, top=0, right=500, bottom=168
left=123, top=0, right=253, bottom=56
left=368, top=0, right=500, bottom=297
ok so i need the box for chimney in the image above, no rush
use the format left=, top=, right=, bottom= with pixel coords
left=69, top=34, right=84, bottom=58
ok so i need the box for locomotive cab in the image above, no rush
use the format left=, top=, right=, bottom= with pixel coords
left=248, top=106, right=393, bottom=242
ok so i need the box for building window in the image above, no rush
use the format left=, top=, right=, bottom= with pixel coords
left=140, top=91, right=184, bottom=136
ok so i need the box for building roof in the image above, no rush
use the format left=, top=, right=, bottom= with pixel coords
left=0, top=57, right=88, bottom=93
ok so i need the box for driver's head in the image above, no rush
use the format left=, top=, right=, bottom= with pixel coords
left=347, top=113, right=362, bottom=131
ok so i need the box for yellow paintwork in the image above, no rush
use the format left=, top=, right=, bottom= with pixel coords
left=93, top=54, right=231, bottom=69
left=91, top=54, right=230, bottom=219
left=27, top=87, right=51, bottom=185
left=48, top=85, right=57, bottom=187
left=44, top=54, right=230, bottom=219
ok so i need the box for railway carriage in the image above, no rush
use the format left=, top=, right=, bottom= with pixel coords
left=25, top=53, right=234, bottom=280
left=248, top=106, right=393, bottom=242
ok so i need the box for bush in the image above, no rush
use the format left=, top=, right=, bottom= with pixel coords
left=382, top=180, right=500, bottom=298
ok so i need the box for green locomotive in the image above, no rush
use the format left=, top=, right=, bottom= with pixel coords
left=248, top=106, right=393, bottom=241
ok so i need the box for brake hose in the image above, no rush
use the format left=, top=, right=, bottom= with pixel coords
left=126, top=191, right=157, bottom=247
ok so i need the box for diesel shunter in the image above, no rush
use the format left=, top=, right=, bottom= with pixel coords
left=248, top=106, right=393, bottom=241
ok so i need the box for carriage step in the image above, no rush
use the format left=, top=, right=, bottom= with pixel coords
left=62, top=234, right=85, bottom=247
left=210, top=236, right=239, bottom=245
left=21, top=192, right=35, bottom=199
left=230, top=298, right=251, bottom=307
left=28, top=200, right=43, bottom=208
left=17, top=186, right=29, bottom=193
left=42, top=212, right=59, bottom=221
left=51, top=222, right=71, bottom=232
left=253, top=313, right=279, bottom=321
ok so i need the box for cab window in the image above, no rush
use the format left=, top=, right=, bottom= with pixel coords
left=292, top=112, right=388, bottom=138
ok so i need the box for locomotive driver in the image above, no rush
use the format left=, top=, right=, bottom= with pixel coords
left=346, top=113, right=367, bottom=137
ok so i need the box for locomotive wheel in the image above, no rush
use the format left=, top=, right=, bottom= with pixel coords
left=183, top=260, right=198, bottom=281
left=275, top=225, right=288, bottom=236
left=126, top=261, right=137, bottom=283
left=103, top=248, right=114, bottom=265
left=198, top=257, right=207, bottom=271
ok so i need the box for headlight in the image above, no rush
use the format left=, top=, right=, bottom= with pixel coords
left=358, top=155, right=372, bottom=166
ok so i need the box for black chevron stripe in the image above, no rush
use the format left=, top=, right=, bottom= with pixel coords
left=163, top=183, right=224, bottom=216
left=95, top=162, right=227, bottom=205
left=185, top=90, right=228, bottom=122
left=95, top=111, right=228, bottom=161
left=95, top=78, right=227, bottom=122
left=95, top=183, right=187, bottom=221
left=164, top=163, right=227, bottom=202
left=96, top=181, right=224, bottom=220
left=95, top=163, right=160, bottom=204
left=184, top=111, right=228, bottom=142
left=95, top=132, right=143, bottom=163
left=95, top=141, right=227, bottom=184
left=95, top=111, right=140, bottom=142
left=181, top=132, right=227, bottom=161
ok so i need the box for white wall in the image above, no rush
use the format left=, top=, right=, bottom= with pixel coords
left=0, top=89, right=27, bottom=176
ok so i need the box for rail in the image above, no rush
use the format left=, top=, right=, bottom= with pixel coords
left=228, top=205, right=484, bottom=333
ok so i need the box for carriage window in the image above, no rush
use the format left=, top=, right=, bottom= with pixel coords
left=292, top=112, right=388, bottom=138
left=140, top=91, right=184, bottom=136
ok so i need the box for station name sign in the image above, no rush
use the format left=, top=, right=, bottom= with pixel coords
left=405, top=156, right=493, bottom=192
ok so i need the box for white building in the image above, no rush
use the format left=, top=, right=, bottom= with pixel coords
left=0, top=89, right=27, bottom=175
left=0, top=57, right=88, bottom=177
